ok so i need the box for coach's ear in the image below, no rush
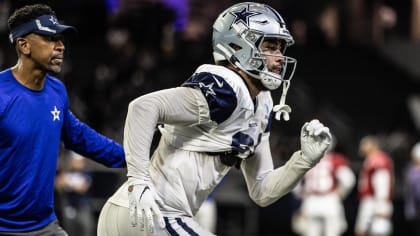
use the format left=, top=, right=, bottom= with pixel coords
left=16, top=37, right=31, bottom=55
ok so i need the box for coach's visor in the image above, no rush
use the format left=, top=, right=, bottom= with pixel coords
left=9, top=14, right=76, bottom=44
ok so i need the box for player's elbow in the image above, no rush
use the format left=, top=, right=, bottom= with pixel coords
left=254, top=200, right=271, bottom=207
left=249, top=191, right=277, bottom=207
left=251, top=197, right=275, bottom=207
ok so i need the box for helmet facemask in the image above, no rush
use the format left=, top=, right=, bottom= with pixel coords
left=249, top=34, right=297, bottom=91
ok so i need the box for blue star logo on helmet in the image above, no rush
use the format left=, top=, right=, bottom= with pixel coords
left=229, top=6, right=260, bottom=28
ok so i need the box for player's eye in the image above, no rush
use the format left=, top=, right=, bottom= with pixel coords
left=262, top=44, right=281, bottom=52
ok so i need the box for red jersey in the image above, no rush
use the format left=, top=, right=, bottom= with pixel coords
left=358, top=151, right=394, bottom=200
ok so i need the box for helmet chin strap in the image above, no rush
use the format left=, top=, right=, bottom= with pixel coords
left=273, top=80, right=291, bottom=121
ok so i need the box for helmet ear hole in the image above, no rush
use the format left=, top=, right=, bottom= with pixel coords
left=250, top=59, right=264, bottom=70
left=228, top=43, right=242, bottom=51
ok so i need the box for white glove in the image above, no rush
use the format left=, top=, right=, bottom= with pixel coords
left=300, top=119, right=332, bottom=163
left=128, top=184, right=165, bottom=232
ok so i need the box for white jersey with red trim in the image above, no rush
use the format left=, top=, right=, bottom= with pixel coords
left=292, top=152, right=355, bottom=235
left=302, top=152, right=350, bottom=195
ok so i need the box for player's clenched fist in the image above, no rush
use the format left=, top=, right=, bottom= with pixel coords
left=300, top=119, right=332, bottom=164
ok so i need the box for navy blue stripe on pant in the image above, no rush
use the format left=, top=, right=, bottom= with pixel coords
left=164, top=217, right=199, bottom=236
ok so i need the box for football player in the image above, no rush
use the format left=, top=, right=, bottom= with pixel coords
left=97, top=2, right=332, bottom=235
left=355, top=135, right=394, bottom=236
left=292, top=137, right=356, bottom=236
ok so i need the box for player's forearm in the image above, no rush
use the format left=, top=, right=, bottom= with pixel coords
left=247, top=151, right=313, bottom=207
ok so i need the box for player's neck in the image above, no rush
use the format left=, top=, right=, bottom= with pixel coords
left=227, top=65, right=261, bottom=99
left=243, top=75, right=261, bottom=99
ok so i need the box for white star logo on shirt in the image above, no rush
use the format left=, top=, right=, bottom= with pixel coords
left=51, top=106, right=61, bottom=121
left=199, top=82, right=216, bottom=97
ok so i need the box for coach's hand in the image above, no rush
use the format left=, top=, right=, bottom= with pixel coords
left=300, top=119, right=332, bottom=164
left=128, top=184, right=165, bottom=232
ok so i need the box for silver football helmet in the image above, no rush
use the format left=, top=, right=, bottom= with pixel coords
left=212, top=2, right=297, bottom=91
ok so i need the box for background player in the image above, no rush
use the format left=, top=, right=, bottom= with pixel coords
left=355, top=135, right=394, bottom=236
left=292, top=136, right=356, bottom=236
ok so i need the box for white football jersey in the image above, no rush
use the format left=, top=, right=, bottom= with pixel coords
left=160, top=64, right=273, bottom=159
left=108, top=64, right=275, bottom=217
